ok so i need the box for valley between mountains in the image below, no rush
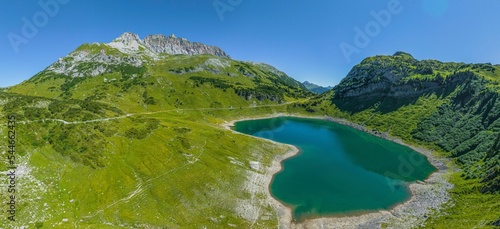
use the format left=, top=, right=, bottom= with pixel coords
left=0, top=33, right=498, bottom=228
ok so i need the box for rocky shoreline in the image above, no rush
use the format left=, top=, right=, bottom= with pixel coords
left=223, top=114, right=453, bottom=229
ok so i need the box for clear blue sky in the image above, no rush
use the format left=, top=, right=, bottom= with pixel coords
left=1, top=0, right=500, bottom=87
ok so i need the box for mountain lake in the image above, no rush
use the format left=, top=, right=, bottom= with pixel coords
left=232, top=116, right=436, bottom=221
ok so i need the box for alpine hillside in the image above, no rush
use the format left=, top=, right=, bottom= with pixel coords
left=0, top=32, right=312, bottom=228
left=9, top=32, right=311, bottom=114
left=300, top=51, right=500, bottom=228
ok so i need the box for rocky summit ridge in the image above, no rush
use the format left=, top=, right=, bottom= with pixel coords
left=108, top=32, right=229, bottom=58
left=46, top=32, right=230, bottom=78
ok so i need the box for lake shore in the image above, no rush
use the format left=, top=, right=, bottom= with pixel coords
left=222, top=113, right=453, bottom=229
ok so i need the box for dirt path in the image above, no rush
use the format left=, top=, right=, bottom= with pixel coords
left=13, top=102, right=294, bottom=126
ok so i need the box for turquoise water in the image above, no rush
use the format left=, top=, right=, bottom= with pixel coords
left=232, top=117, right=436, bottom=221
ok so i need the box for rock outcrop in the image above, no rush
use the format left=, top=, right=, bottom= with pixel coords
left=142, top=34, right=229, bottom=58
left=45, top=32, right=230, bottom=78
left=109, top=32, right=230, bottom=58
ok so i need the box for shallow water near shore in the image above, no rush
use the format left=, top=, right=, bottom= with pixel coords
left=232, top=116, right=436, bottom=221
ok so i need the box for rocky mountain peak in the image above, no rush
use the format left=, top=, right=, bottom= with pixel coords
left=108, top=32, right=144, bottom=54
left=107, top=32, right=230, bottom=58
left=113, top=32, right=141, bottom=43
left=46, top=32, right=231, bottom=78
left=143, top=34, right=167, bottom=41
left=141, top=33, right=229, bottom=58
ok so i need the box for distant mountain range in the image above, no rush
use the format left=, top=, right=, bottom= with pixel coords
left=302, top=81, right=333, bottom=94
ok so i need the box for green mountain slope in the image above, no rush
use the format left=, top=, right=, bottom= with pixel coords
left=0, top=33, right=312, bottom=228
left=301, top=51, right=500, bottom=228
left=9, top=39, right=311, bottom=113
